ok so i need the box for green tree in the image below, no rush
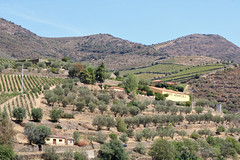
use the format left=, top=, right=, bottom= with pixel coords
left=149, top=138, right=176, bottom=160
left=31, top=108, right=43, bottom=122
left=0, top=145, right=15, bottom=160
left=79, top=67, right=96, bottom=84
left=116, top=117, right=127, bottom=132
left=98, top=104, right=107, bottom=114
left=133, top=143, right=147, bottom=155
left=106, top=116, right=116, bottom=130
left=32, top=125, right=52, bottom=145
left=92, top=115, right=107, bottom=130
left=129, top=106, right=140, bottom=116
left=95, top=63, right=106, bottom=83
left=68, top=65, right=79, bottom=77
left=43, top=147, right=60, bottom=160
left=155, top=93, right=166, bottom=101
left=12, top=107, right=26, bottom=122
left=195, top=106, right=204, bottom=114
left=99, top=139, right=128, bottom=160
left=74, top=151, right=87, bottom=160
left=123, top=74, right=139, bottom=94
left=24, top=123, right=36, bottom=145
left=49, top=107, right=62, bottom=122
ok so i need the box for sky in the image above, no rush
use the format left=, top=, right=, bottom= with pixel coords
left=0, top=0, right=240, bottom=46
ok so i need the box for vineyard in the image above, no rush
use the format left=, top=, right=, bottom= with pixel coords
left=160, top=64, right=224, bottom=82
left=0, top=58, right=15, bottom=68
left=0, top=74, right=63, bottom=118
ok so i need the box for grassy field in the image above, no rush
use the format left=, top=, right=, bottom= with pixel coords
left=161, top=64, right=224, bottom=82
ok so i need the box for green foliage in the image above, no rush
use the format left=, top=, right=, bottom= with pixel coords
left=155, top=92, right=166, bottom=101
left=0, top=145, right=15, bottom=160
left=116, top=117, right=127, bottom=132
left=190, top=132, right=200, bottom=140
left=94, top=132, right=108, bottom=144
left=31, top=108, right=43, bottom=122
left=119, top=133, right=128, bottom=143
left=62, top=149, right=74, bottom=160
left=43, top=147, right=60, bottom=160
left=195, top=106, right=204, bottom=114
left=95, top=63, right=106, bottom=83
left=149, top=138, right=177, bottom=160
left=32, top=125, right=52, bottom=145
left=12, top=107, right=26, bottom=122
left=92, top=115, right=107, bottom=130
left=97, top=93, right=110, bottom=104
left=69, top=65, right=79, bottom=77
left=74, top=151, right=87, bottom=160
left=49, top=107, right=62, bottom=122
left=99, top=139, right=129, bottom=160
left=79, top=67, right=96, bottom=84
left=24, top=123, right=36, bottom=145
left=73, top=131, right=81, bottom=144
left=133, top=143, right=147, bottom=155
left=135, top=132, right=143, bottom=142
left=98, top=104, right=107, bottom=114
left=123, top=74, right=139, bottom=93
left=109, top=133, right=118, bottom=140
left=216, top=125, right=225, bottom=133
left=129, top=106, right=140, bottom=116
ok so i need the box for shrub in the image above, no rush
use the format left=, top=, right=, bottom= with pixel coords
left=97, top=93, right=111, bottom=104
left=135, top=132, right=143, bottom=142
left=74, top=151, right=87, bottom=160
left=125, top=128, right=134, bottom=138
left=92, top=115, right=107, bottom=130
left=116, top=117, right=127, bottom=132
left=155, top=92, right=166, bottom=101
left=55, top=125, right=62, bottom=129
left=94, top=132, right=108, bottom=144
left=119, top=133, right=128, bottom=143
left=98, top=139, right=128, bottom=160
left=195, top=106, right=204, bottom=114
left=190, top=131, right=200, bottom=140
left=43, top=147, right=60, bottom=160
left=44, top=84, right=50, bottom=90
left=109, top=133, right=118, bottom=140
left=61, top=113, right=74, bottom=119
left=149, top=138, right=176, bottom=160
left=12, top=107, right=26, bottom=122
left=49, top=107, right=62, bottom=122
left=216, top=125, right=225, bottom=133
left=105, top=116, right=116, bottom=130
left=62, top=149, right=74, bottom=160
left=129, top=106, right=140, bottom=116
left=133, top=143, right=147, bottom=155
left=88, top=102, right=96, bottom=113
left=31, top=108, right=43, bottom=122
left=73, top=131, right=81, bottom=144
left=98, top=104, right=107, bottom=114
left=0, top=145, right=15, bottom=160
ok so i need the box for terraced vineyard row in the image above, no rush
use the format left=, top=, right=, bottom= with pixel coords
left=0, top=74, right=63, bottom=93
left=160, top=64, right=224, bottom=82
left=0, top=58, right=15, bottom=68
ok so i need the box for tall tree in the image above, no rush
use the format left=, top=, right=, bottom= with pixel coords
left=123, top=74, right=139, bottom=94
left=95, top=63, right=106, bottom=83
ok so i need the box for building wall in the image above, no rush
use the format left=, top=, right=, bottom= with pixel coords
left=162, top=90, right=190, bottom=102
left=67, top=139, right=74, bottom=146
left=149, top=86, right=190, bottom=102
left=45, top=137, right=66, bottom=145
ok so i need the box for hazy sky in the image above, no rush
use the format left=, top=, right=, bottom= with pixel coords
left=0, top=0, right=240, bottom=46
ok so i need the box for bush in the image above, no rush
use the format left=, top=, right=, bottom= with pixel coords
left=62, top=149, right=74, bottom=160
left=195, top=106, right=204, bottom=114
left=74, top=151, right=87, bottom=160
left=190, top=132, right=200, bottom=140
left=31, top=108, right=43, bottom=122
left=97, top=93, right=111, bottom=104
left=88, top=102, right=96, bottom=113
left=133, top=143, right=147, bottom=155
left=155, top=92, right=166, bottom=101
left=149, top=138, right=176, bottom=160
left=94, top=132, right=108, bottom=144
left=61, top=113, right=74, bottom=119
left=116, top=117, right=127, bottom=132
left=0, top=145, right=15, bottom=160
left=73, top=131, right=80, bottom=144
left=43, top=147, right=60, bottom=160
left=49, top=107, right=62, bottom=122
left=44, top=85, right=50, bottom=90
left=109, top=133, right=118, bottom=140
left=98, top=104, right=107, bottom=114
left=92, top=115, right=107, bottom=130
left=135, top=132, right=143, bottom=142
left=119, top=133, right=128, bottom=143
left=12, top=107, right=26, bottom=122
left=98, top=139, right=128, bottom=160
left=216, top=125, right=225, bottom=133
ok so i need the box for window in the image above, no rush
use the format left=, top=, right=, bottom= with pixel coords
left=47, top=139, right=50, bottom=141
left=59, top=139, right=63, bottom=142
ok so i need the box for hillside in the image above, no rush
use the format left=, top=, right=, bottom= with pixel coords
left=189, top=66, right=240, bottom=112
left=1, top=17, right=240, bottom=70
left=153, top=34, right=240, bottom=62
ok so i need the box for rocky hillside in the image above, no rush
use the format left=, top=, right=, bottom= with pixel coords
left=1, top=17, right=240, bottom=70
left=153, top=34, right=240, bottom=62
left=189, top=66, right=240, bottom=112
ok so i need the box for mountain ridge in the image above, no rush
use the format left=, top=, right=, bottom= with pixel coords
left=1, top=17, right=240, bottom=70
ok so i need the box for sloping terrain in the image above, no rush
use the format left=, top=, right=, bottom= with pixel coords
left=189, top=67, right=240, bottom=112
left=153, top=34, right=240, bottom=62
left=1, top=17, right=240, bottom=70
